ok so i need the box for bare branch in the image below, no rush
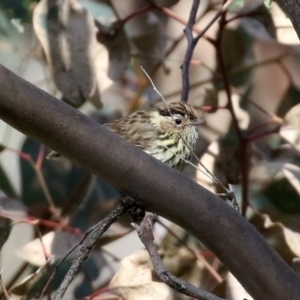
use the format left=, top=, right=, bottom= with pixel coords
left=134, top=214, right=225, bottom=300
left=282, top=0, right=300, bottom=40
left=181, top=0, right=200, bottom=103
left=194, top=0, right=232, bottom=44
left=53, top=202, right=131, bottom=300
left=180, top=1, right=232, bottom=103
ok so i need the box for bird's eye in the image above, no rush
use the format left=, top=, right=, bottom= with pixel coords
left=175, top=118, right=182, bottom=125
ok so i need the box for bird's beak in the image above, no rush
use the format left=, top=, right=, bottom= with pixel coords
left=192, top=119, right=206, bottom=126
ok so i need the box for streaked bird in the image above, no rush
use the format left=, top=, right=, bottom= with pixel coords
left=48, top=101, right=205, bottom=171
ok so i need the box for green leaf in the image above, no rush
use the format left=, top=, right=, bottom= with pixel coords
left=228, top=0, right=244, bottom=11
left=264, top=0, right=272, bottom=9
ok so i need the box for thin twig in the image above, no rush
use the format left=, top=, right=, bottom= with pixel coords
left=127, top=2, right=212, bottom=113
left=161, top=7, right=210, bottom=40
left=181, top=0, right=200, bottom=103
left=28, top=157, right=61, bottom=219
left=34, top=221, right=52, bottom=261
left=212, top=3, right=244, bottom=211
left=52, top=202, right=133, bottom=300
left=120, top=4, right=152, bottom=25
left=68, top=175, right=97, bottom=222
left=215, top=12, right=243, bottom=142
left=157, top=219, right=223, bottom=283
left=134, top=214, right=225, bottom=300
left=180, top=1, right=231, bottom=102
left=194, top=0, right=232, bottom=44
left=0, top=262, right=28, bottom=294
left=163, top=50, right=292, bottom=100
left=0, top=144, right=60, bottom=219
left=0, top=267, right=9, bottom=300
left=162, top=143, right=238, bottom=208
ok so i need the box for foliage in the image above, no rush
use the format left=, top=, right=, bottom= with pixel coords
left=0, top=0, right=300, bottom=299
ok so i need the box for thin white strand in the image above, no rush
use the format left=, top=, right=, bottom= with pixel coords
left=162, top=144, right=216, bottom=183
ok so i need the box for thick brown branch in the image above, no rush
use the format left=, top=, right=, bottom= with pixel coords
left=0, top=64, right=300, bottom=299
left=283, top=0, right=300, bottom=40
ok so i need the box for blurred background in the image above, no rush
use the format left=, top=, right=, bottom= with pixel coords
left=1, top=0, right=300, bottom=299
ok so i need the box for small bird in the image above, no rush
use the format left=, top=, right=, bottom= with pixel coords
left=48, top=101, right=205, bottom=171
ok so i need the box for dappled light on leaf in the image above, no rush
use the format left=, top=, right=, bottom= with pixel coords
left=281, top=103, right=300, bottom=152
left=0, top=197, right=27, bottom=221
left=109, top=250, right=172, bottom=300
left=271, top=2, right=300, bottom=44
left=33, top=0, right=100, bottom=106
left=16, top=230, right=81, bottom=266
left=226, top=272, right=253, bottom=300
left=95, top=20, right=130, bottom=80
left=130, top=12, right=162, bottom=52
left=249, top=211, right=300, bottom=261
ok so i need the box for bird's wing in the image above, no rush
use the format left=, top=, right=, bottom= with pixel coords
left=104, top=115, right=157, bottom=150
left=104, top=121, right=122, bottom=135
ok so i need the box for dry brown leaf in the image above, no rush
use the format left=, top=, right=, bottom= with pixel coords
left=109, top=250, right=172, bottom=300
left=226, top=272, right=253, bottom=300
left=95, top=20, right=130, bottom=81
left=249, top=211, right=300, bottom=261
left=281, top=103, right=300, bottom=152
left=33, top=0, right=100, bottom=106
left=130, top=12, right=161, bottom=52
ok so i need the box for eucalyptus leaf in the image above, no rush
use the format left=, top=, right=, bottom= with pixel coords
left=33, top=0, right=100, bottom=106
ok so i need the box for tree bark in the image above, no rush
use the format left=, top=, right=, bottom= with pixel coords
left=283, top=0, right=300, bottom=40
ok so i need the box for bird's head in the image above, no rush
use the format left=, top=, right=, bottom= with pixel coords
left=155, top=101, right=205, bottom=135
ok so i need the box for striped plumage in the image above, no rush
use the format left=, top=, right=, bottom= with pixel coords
left=104, top=101, right=203, bottom=171
left=48, top=102, right=204, bottom=171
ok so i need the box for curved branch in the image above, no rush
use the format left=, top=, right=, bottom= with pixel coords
left=135, top=213, right=225, bottom=300
left=283, top=0, right=300, bottom=40
left=0, top=64, right=300, bottom=299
